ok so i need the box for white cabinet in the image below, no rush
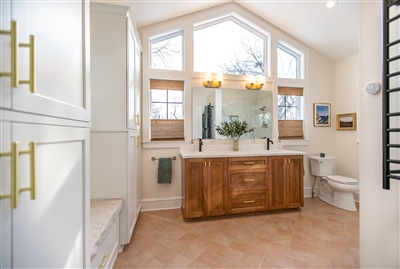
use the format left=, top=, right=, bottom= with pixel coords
left=0, top=1, right=90, bottom=121
left=90, top=3, right=142, bottom=131
left=90, top=131, right=141, bottom=245
left=90, top=2, right=142, bottom=245
left=0, top=1, right=90, bottom=268
left=1, top=122, right=90, bottom=268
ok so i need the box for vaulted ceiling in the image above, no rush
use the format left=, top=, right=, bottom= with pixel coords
left=98, top=0, right=359, bottom=63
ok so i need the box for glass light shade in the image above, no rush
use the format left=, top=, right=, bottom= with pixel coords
left=249, top=75, right=255, bottom=84
left=205, top=72, right=212, bottom=81
left=257, top=75, right=265, bottom=84
left=217, top=73, right=223, bottom=82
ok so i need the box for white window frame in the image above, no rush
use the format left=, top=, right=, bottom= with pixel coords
left=277, top=40, right=304, bottom=79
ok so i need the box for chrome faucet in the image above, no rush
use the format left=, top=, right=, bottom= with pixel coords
left=198, top=138, right=203, bottom=152
left=267, top=138, right=274, bottom=150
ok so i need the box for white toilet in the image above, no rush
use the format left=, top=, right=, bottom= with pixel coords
left=309, top=155, right=359, bottom=211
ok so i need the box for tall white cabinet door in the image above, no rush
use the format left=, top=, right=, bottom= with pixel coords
left=11, top=123, right=89, bottom=269
left=127, top=132, right=137, bottom=236
left=127, top=26, right=137, bottom=130
left=134, top=44, right=142, bottom=131
left=0, top=122, right=12, bottom=268
left=134, top=134, right=142, bottom=215
left=3, top=1, right=90, bottom=122
left=0, top=2, right=12, bottom=109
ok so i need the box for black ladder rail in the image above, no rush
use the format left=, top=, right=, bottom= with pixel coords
left=383, top=0, right=400, bottom=190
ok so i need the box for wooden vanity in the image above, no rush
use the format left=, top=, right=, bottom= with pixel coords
left=180, top=150, right=304, bottom=220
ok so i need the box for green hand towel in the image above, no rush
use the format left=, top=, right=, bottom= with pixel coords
left=158, top=157, right=172, bottom=184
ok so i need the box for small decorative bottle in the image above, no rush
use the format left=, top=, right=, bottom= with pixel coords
left=190, top=140, right=195, bottom=152
left=278, top=140, right=283, bottom=150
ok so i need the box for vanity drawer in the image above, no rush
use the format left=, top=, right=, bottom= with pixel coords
left=228, top=190, right=268, bottom=214
left=228, top=157, right=268, bottom=170
left=229, top=172, right=267, bottom=191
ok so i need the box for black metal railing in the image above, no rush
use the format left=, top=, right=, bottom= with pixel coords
left=383, top=0, right=400, bottom=189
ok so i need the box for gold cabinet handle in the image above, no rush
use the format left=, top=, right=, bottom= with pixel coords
left=135, top=114, right=140, bottom=126
left=0, top=142, right=19, bottom=209
left=0, top=21, right=18, bottom=87
left=99, top=254, right=109, bottom=268
left=0, top=21, right=35, bottom=92
left=135, top=136, right=140, bottom=148
left=244, top=161, right=255, bottom=165
left=18, top=142, right=36, bottom=200
left=244, top=200, right=255, bottom=204
left=19, top=35, right=35, bottom=93
left=244, top=178, right=255, bottom=182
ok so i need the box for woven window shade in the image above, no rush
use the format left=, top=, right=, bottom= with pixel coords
left=278, top=120, right=304, bottom=140
left=151, top=119, right=184, bottom=140
left=278, top=86, right=303, bottom=96
left=150, top=79, right=184, bottom=91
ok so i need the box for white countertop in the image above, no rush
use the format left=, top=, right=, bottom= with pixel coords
left=180, top=149, right=305, bottom=159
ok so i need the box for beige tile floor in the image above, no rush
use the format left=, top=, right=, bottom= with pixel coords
left=114, top=198, right=359, bottom=268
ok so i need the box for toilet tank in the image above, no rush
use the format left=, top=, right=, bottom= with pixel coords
left=309, top=156, right=336, bottom=176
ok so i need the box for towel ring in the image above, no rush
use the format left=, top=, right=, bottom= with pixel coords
left=151, top=156, right=176, bottom=161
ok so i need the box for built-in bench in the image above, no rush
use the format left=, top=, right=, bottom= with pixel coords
left=90, top=198, right=123, bottom=269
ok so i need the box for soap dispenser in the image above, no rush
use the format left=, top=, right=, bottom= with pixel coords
left=190, top=140, right=195, bottom=152
left=278, top=140, right=283, bottom=150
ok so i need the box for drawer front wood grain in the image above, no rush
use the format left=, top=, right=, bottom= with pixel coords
left=228, top=157, right=268, bottom=170
left=229, top=172, right=267, bottom=191
left=228, top=190, right=268, bottom=214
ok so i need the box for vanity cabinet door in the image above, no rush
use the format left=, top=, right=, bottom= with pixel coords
left=205, top=158, right=227, bottom=217
left=269, top=155, right=304, bottom=210
left=182, top=158, right=206, bottom=219
left=286, top=156, right=304, bottom=208
left=182, top=158, right=227, bottom=219
left=269, top=156, right=286, bottom=210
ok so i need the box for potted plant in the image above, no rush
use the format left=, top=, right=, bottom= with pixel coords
left=215, top=120, right=255, bottom=151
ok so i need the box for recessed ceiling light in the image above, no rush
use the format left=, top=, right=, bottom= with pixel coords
left=323, top=0, right=338, bottom=9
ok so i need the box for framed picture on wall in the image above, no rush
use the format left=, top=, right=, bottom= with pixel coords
left=336, top=113, right=357, bottom=131
left=313, top=103, right=331, bottom=127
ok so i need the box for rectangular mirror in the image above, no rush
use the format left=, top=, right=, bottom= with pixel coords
left=192, top=87, right=273, bottom=139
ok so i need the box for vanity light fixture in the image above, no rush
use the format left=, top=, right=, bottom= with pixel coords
left=323, top=0, right=338, bottom=9
left=246, top=75, right=265, bottom=90
left=203, top=72, right=223, bottom=88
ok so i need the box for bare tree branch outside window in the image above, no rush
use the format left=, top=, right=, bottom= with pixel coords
left=220, top=36, right=264, bottom=75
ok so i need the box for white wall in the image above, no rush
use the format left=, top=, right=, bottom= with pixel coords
left=335, top=54, right=359, bottom=180
left=359, top=2, right=399, bottom=267
left=289, top=50, right=337, bottom=194
left=138, top=3, right=359, bottom=210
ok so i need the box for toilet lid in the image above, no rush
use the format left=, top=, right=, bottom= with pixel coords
left=327, top=175, right=358, bottom=185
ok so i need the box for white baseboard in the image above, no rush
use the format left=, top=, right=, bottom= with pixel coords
left=140, top=196, right=182, bottom=211
left=304, top=186, right=319, bottom=198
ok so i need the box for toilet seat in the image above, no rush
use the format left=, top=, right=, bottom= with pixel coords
left=326, top=175, right=358, bottom=185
